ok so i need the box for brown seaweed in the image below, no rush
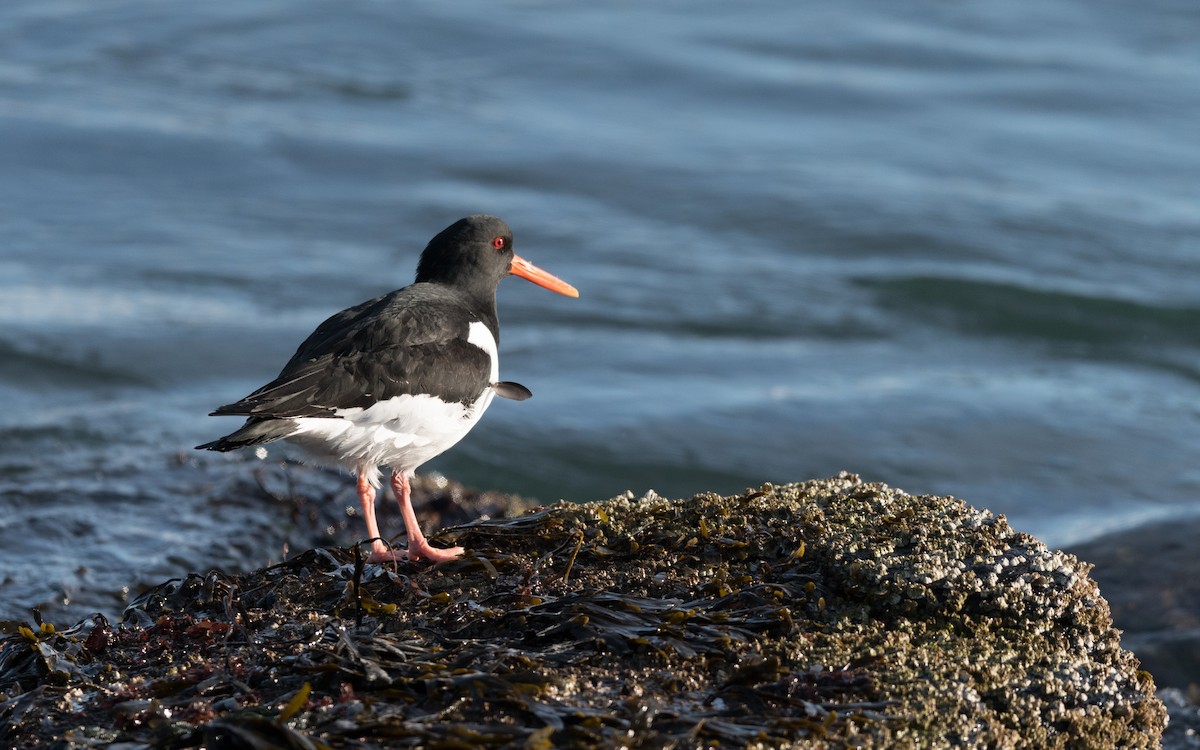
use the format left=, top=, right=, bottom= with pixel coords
left=0, top=474, right=1165, bottom=748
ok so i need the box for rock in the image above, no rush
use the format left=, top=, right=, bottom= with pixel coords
left=1159, top=688, right=1200, bottom=750
left=1069, top=515, right=1200, bottom=691
left=0, top=474, right=1165, bottom=748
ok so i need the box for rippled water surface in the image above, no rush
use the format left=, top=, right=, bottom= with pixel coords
left=2, top=0, right=1198, bottom=619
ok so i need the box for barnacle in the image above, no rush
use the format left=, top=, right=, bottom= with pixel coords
left=0, top=474, right=1165, bottom=748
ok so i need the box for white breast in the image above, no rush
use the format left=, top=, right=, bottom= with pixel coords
left=285, top=319, right=499, bottom=485
left=467, top=320, right=500, bottom=382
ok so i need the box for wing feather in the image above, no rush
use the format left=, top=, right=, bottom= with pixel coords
left=211, top=285, right=494, bottom=419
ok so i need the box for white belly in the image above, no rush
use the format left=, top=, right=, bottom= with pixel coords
left=285, top=320, right=500, bottom=485
left=287, top=389, right=495, bottom=483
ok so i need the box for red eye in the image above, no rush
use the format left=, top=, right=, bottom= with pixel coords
left=492, top=237, right=506, bottom=250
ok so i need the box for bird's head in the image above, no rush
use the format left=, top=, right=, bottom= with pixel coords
left=416, top=215, right=578, bottom=298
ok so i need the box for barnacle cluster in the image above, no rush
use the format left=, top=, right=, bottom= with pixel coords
left=0, top=473, right=1165, bottom=748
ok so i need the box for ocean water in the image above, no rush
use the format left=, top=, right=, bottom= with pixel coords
left=1, top=0, right=1198, bottom=621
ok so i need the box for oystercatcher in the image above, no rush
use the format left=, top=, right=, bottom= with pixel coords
left=197, top=215, right=578, bottom=563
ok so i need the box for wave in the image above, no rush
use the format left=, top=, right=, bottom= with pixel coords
left=0, top=339, right=148, bottom=389
left=858, top=274, right=1200, bottom=350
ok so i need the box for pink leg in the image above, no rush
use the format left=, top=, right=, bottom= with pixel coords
left=357, top=471, right=393, bottom=561
left=357, top=469, right=464, bottom=563
left=387, top=471, right=464, bottom=563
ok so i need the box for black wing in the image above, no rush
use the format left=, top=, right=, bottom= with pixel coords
left=211, top=285, right=495, bottom=419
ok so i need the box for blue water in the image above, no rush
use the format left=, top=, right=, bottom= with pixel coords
left=2, top=0, right=1198, bottom=620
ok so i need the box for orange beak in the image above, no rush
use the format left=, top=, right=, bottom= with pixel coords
left=509, top=254, right=579, bottom=298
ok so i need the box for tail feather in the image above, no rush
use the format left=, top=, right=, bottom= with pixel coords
left=196, top=418, right=298, bottom=452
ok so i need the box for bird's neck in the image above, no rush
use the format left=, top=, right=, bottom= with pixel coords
left=461, top=290, right=501, bottom=341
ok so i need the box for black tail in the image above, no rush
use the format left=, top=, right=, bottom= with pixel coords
left=195, top=437, right=243, bottom=452
left=196, top=418, right=298, bottom=452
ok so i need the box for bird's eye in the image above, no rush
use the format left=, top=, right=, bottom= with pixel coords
left=492, top=237, right=506, bottom=250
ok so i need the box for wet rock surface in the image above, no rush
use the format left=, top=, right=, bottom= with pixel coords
left=1069, top=516, right=1200, bottom=692
left=0, top=474, right=1167, bottom=748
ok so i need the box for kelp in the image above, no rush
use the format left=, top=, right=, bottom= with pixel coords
left=0, top=474, right=1165, bottom=748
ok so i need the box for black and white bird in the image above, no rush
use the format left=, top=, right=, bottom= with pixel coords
left=197, top=215, right=578, bottom=563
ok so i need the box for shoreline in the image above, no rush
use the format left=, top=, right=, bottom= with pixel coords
left=1, top=474, right=1177, bottom=748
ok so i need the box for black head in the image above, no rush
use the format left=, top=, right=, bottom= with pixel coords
left=415, top=215, right=514, bottom=292
left=415, top=215, right=578, bottom=298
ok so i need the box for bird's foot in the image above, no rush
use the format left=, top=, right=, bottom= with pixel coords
left=367, top=541, right=464, bottom=564
left=408, top=543, right=465, bottom=563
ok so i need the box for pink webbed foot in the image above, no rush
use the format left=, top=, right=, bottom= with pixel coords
left=404, top=540, right=465, bottom=563
left=366, top=539, right=464, bottom=564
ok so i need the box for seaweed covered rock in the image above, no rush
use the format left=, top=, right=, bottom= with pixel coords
left=0, top=474, right=1165, bottom=748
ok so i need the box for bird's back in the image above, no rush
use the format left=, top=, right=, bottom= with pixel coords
left=199, top=282, right=499, bottom=454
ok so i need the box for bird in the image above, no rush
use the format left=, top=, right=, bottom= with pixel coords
left=197, top=215, right=578, bottom=563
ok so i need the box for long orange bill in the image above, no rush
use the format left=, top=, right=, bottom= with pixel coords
left=509, top=254, right=579, bottom=298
